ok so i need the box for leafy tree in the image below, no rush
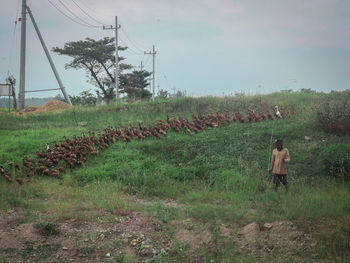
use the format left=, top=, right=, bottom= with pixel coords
left=120, top=70, right=152, bottom=100
left=52, top=37, right=132, bottom=102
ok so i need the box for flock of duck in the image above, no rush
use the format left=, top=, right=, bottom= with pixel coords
left=0, top=106, right=294, bottom=185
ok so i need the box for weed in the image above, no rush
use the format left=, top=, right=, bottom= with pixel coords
left=74, top=237, right=80, bottom=248
left=34, top=221, right=59, bottom=237
left=0, top=255, right=9, bottom=263
left=114, top=254, right=125, bottom=263
left=315, top=218, right=350, bottom=260
left=86, top=231, right=99, bottom=242
left=148, top=203, right=183, bottom=223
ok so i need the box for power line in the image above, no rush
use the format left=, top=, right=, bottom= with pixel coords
left=118, top=35, right=143, bottom=55
left=56, top=0, right=101, bottom=28
left=73, top=0, right=106, bottom=20
left=71, top=0, right=107, bottom=26
left=105, top=29, right=139, bottom=55
left=120, top=27, right=144, bottom=53
left=47, top=0, right=95, bottom=27
left=47, top=0, right=99, bottom=28
left=106, top=30, right=139, bottom=56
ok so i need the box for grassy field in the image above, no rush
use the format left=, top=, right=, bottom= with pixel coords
left=0, top=91, right=350, bottom=262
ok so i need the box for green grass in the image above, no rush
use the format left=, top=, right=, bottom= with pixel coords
left=1, top=91, right=350, bottom=261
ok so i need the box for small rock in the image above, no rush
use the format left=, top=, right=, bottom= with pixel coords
left=106, top=252, right=111, bottom=257
left=62, top=246, right=68, bottom=250
left=263, top=223, right=273, bottom=230
left=304, top=136, right=311, bottom=141
left=84, top=238, right=88, bottom=242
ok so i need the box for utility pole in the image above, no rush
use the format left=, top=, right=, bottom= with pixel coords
left=26, top=6, right=71, bottom=105
left=17, top=1, right=72, bottom=108
left=103, top=16, right=120, bottom=99
left=140, top=61, right=143, bottom=71
left=19, top=0, right=26, bottom=110
left=144, top=45, right=157, bottom=101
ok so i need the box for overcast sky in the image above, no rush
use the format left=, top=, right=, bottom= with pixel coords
left=0, top=0, right=349, bottom=98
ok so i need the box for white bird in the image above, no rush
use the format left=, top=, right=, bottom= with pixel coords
left=274, top=106, right=282, bottom=118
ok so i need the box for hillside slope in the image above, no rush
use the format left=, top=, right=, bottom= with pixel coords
left=0, top=91, right=349, bottom=262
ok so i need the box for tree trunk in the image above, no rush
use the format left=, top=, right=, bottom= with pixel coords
left=82, top=62, right=108, bottom=98
left=99, top=61, right=114, bottom=82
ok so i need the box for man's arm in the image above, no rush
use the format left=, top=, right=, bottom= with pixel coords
left=284, top=149, right=290, bottom=163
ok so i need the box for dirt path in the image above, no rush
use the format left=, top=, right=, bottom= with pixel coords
left=0, top=197, right=319, bottom=262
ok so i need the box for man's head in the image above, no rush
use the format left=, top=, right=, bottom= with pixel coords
left=275, top=139, right=283, bottom=151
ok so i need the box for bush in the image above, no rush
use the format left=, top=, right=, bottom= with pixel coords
left=318, top=144, right=350, bottom=180
left=69, top=90, right=98, bottom=106
left=316, top=98, right=350, bottom=136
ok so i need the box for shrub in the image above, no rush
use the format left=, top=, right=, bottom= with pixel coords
left=316, top=98, right=350, bottom=136
left=318, top=144, right=350, bottom=180
left=69, top=90, right=98, bottom=106
left=34, top=222, right=59, bottom=237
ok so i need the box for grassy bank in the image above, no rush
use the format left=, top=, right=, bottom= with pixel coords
left=1, top=91, right=350, bottom=262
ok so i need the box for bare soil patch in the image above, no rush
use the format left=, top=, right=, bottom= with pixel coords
left=0, top=206, right=324, bottom=262
left=238, top=220, right=316, bottom=261
left=0, top=210, right=171, bottom=262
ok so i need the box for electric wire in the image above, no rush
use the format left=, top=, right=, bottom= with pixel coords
left=117, top=32, right=140, bottom=54
left=120, top=27, right=144, bottom=53
left=73, top=0, right=106, bottom=20
left=104, top=30, right=141, bottom=55
left=118, top=35, right=143, bottom=55
left=56, top=0, right=101, bottom=28
left=47, top=0, right=100, bottom=28
left=71, top=0, right=107, bottom=26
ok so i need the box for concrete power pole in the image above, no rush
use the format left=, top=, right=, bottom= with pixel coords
left=18, top=0, right=72, bottom=108
left=144, top=45, right=157, bottom=101
left=103, top=16, right=120, bottom=99
left=26, top=6, right=71, bottom=105
left=19, top=0, right=27, bottom=110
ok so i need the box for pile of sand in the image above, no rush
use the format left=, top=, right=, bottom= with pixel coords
left=24, top=100, right=72, bottom=114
